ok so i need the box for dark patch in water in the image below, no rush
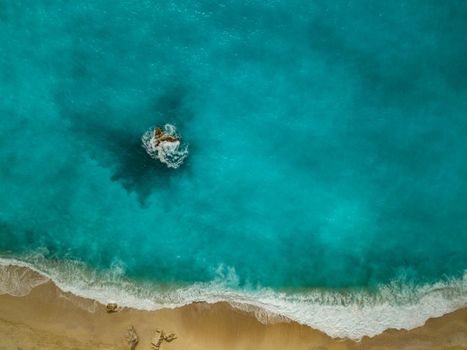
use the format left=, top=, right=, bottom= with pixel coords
left=71, top=118, right=175, bottom=204
left=55, top=84, right=194, bottom=204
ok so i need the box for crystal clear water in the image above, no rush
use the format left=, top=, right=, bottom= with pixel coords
left=1, top=0, right=466, bottom=338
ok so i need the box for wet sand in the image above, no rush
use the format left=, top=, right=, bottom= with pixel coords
left=0, top=269, right=466, bottom=350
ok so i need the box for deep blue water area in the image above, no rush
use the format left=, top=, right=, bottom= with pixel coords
left=1, top=0, right=467, bottom=291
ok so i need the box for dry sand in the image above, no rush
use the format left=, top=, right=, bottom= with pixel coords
left=0, top=269, right=466, bottom=350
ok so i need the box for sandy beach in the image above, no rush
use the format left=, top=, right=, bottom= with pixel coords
left=0, top=267, right=465, bottom=350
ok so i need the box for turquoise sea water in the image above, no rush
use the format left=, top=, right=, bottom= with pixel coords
left=1, top=0, right=467, bottom=338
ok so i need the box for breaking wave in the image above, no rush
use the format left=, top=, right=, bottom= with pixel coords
left=0, top=255, right=465, bottom=340
left=141, top=124, right=189, bottom=169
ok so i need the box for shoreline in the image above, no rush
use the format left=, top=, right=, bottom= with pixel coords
left=0, top=261, right=466, bottom=349
left=0, top=257, right=466, bottom=339
left=0, top=275, right=466, bottom=349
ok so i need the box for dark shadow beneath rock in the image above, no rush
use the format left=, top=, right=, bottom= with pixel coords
left=70, top=118, right=180, bottom=205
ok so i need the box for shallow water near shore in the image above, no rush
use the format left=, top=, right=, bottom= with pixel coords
left=1, top=0, right=467, bottom=340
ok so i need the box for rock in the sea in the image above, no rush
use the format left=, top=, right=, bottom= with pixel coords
left=126, top=326, right=139, bottom=350
left=106, top=303, right=118, bottom=313
left=141, top=124, right=189, bottom=169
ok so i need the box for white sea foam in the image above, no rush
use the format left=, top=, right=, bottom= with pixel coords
left=141, top=124, right=189, bottom=169
left=0, top=256, right=465, bottom=340
left=0, top=262, right=50, bottom=296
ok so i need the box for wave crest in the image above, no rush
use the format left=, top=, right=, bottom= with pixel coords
left=141, top=124, right=189, bottom=169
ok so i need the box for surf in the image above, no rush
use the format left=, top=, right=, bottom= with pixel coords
left=1, top=256, right=465, bottom=340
